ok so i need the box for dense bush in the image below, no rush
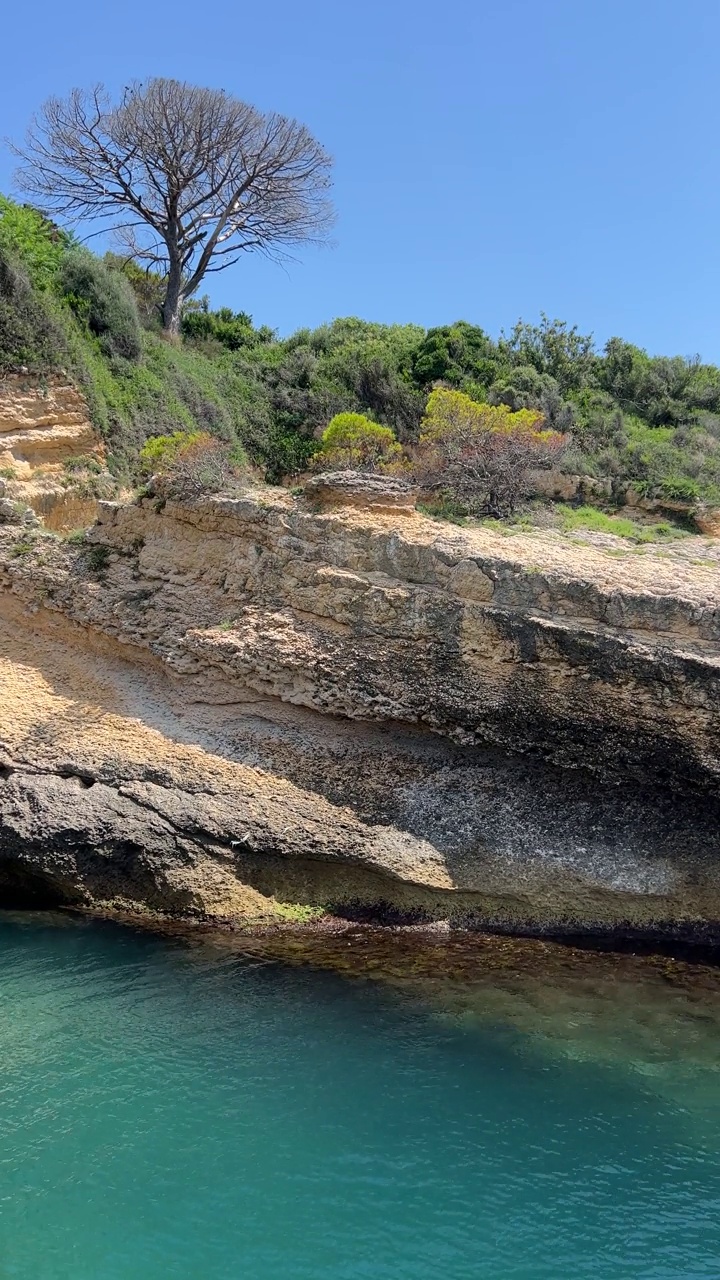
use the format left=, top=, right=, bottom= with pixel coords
left=499, top=316, right=597, bottom=395
left=0, top=199, right=70, bottom=371
left=314, top=412, right=402, bottom=470
left=59, top=251, right=143, bottom=361
left=182, top=306, right=274, bottom=350
left=411, top=321, right=498, bottom=388
left=0, top=250, right=68, bottom=371
left=263, top=427, right=317, bottom=482
left=0, top=197, right=68, bottom=290
left=414, top=388, right=567, bottom=516
left=103, top=254, right=166, bottom=329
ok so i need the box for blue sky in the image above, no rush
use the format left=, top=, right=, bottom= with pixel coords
left=1, top=0, right=719, bottom=357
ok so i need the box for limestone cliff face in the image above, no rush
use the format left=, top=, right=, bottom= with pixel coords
left=0, top=373, right=105, bottom=530
left=1, top=484, right=719, bottom=939
left=0, top=373, right=100, bottom=475
left=73, top=490, right=720, bottom=792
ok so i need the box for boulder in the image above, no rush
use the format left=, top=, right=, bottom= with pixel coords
left=303, top=471, right=418, bottom=515
left=694, top=508, right=720, bottom=537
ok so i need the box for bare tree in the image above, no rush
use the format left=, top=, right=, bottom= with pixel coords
left=12, top=79, right=334, bottom=334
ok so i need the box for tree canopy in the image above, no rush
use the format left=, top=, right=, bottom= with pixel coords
left=315, top=412, right=402, bottom=470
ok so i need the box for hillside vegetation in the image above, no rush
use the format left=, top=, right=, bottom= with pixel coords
left=2, top=195, right=720, bottom=511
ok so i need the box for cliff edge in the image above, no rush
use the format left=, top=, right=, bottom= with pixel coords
left=1, top=481, right=719, bottom=940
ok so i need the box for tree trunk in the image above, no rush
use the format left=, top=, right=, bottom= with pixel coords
left=161, top=261, right=183, bottom=336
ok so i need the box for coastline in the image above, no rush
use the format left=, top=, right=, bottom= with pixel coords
left=2, top=484, right=719, bottom=943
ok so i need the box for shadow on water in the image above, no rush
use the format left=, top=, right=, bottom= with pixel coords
left=4, top=905, right=720, bottom=1112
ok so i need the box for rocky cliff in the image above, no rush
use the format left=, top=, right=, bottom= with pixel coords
left=1, top=479, right=719, bottom=940
left=0, top=373, right=100, bottom=475
left=0, top=373, right=106, bottom=529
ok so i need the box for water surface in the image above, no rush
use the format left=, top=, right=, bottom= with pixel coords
left=1, top=914, right=719, bottom=1279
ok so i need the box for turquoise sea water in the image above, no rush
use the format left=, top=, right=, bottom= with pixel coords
left=1, top=915, right=720, bottom=1279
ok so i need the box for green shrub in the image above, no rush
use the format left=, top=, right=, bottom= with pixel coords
left=263, top=427, right=317, bottom=482
left=138, top=430, right=205, bottom=475
left=411, top=321, right=498, bottom=387
left=658, top=476, right=701, bottom=502
left=315, top=412, right=402, bottom=470
left=0, top=249, right=69, bottom=371
left=64, top=453, right=103, bottom=474
left=59, top=250, right=142, bottom=361
left=103, top=254, right=165, bottom=329
left=182, top=306, right=274, bottom=351
left=0, top=197, right=67, bottom=290
left=10, top=538, right=35, bottom=557
left=86, top=543, right=111, bottom=574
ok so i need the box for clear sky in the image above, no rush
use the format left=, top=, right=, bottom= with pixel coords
left=1, top=0, right=719, bottom=357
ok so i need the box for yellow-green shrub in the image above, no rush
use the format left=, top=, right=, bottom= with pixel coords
left=419, top=387, right=549, bottom=442
left=138, top=430, right=205, bottom=475
left=314, top=412, right=402, bottom=471
left=415, top=388, right=566, bottom=516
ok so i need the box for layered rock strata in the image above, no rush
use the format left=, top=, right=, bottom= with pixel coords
left=0, top=373, right=101, bottom=475
left=0, top=373, right=107, bottom=529
left=1, top=483, right=719, bottom=939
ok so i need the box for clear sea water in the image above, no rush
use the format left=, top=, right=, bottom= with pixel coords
left=1, top=914, right=720, bottom=1280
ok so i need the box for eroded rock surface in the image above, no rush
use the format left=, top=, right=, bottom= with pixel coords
left=304, top=470, right=418, bottom=514
left=0, top=373, right=101, bottom=476
left=1, top=487, right=719, bottom=939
